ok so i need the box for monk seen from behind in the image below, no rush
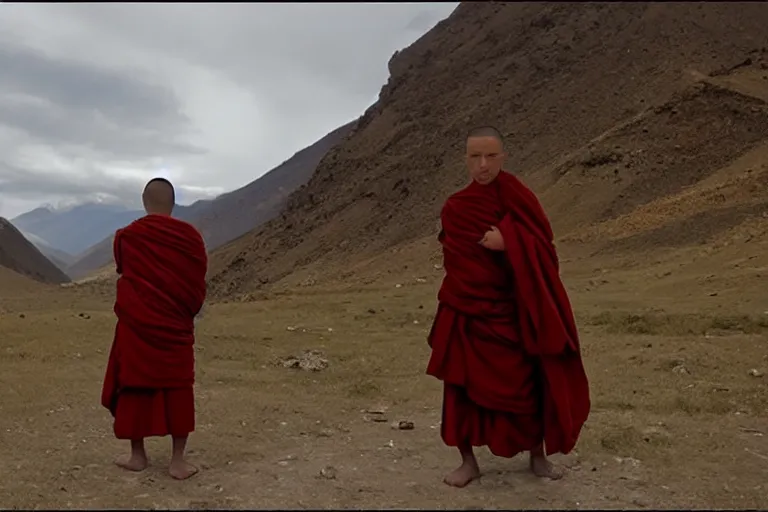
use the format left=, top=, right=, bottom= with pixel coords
left=101, top=178, right=208, bottom=480
left=426, top=127, right=591, bottom=487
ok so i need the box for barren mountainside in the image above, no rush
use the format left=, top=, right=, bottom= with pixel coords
left=0, top=218, right=71, bottom=284
left=207, top=2, right=768, bottom=298
left=193, top=121, right=355, bottom=250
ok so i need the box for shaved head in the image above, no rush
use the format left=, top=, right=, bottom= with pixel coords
left=142, top=177, right=176, bottom=216
left=466, top=126, right=504, bottom=148
left=465, top=126, right=507, bottom=185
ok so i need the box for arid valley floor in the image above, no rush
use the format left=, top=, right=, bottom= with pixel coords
left=4, top=2, right=768, bottom=510
left=1, top=235, right=766, bottom=510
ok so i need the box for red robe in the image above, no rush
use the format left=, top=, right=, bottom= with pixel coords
left=426, top=171, right=590, bottom=457
left=101, top=214, right=207, bottom=440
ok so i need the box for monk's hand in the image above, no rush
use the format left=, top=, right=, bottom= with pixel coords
left=479, top=226, right=505, bottom=251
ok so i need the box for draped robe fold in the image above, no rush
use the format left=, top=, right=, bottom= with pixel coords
left=426, top=171, right=590, bottom=457
left=101, top=215, right=207, bottom=440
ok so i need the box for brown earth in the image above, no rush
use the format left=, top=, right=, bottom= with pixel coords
left=3, top=2, right=768, bottom=509
left=2, top=244, right=767, bottom=509
left=66, top=121, right=354, bottom=279
left=0, top=218, right=70, bottom=284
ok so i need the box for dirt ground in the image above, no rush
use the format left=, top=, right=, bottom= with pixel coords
left=1, top=241, right=767, bottom=511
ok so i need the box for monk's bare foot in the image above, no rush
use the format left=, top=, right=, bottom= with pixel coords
left=115, top=453, right=148, bottom=472
left=444, top=460, right=481, bottom=487
left=169, top=459, right=199, bottom=480
left=529, top=454, right=564, bottom=480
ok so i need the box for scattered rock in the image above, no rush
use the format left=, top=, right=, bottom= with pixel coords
left=748, top=368, right=763, bottom=378
left=641, top=425, right=671, bottom=443
left=614, top=456, right=641, bottom=467
left=286, top=326, right=297, bottom=332
left=365, top=411, right=388, bottom=423
left=18, top=313, right=25, bottom=319
left=632, top=498, right=650, bottom=508
left=395, top=283, right=403, bottom=288
left=738, top=427, right=764, bottom=436
left=415, top=277, right=427, bottom=283
left=672, top=364, right=690, bottom=375
left=319, top=466, right=337, bottom=480
left=392, top=420, right=414, bottom=430
left=367, top=308, right=376, bottom=314
left=278, top=350, right=329, bottom=371
left=77, top=313, right=90, bottom=320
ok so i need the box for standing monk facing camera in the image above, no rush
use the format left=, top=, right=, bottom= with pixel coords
left=101, top=178, right=208, bottom=480
left=427, top=127, right=590, bottom=487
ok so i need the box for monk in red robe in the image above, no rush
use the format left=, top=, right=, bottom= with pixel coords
left=101, top=177, right=208, bottom=480
left=427, top=126, right=590, bottom=487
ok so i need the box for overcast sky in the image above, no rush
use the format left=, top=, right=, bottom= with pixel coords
left=0, top=2, right=457, bottom=219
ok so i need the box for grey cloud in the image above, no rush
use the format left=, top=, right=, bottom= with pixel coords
left=0, top=163, right=136, bottom=210
left=0, top=3, right=457, bottom=218
left=0, top=96, right=201, bottom=160
left=0, top=41, right=204, bottom=159
left=0, top=162, right=215, bottom=209
left=0, top=37, right=209, bottom=214
left=53, top=4, right=458, bottom=99
left=0, top=42, right=189, bottom=130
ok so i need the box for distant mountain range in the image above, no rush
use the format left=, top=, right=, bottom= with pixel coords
left=12, top=203, right=146, bottom=256
left=7, top=120, right=354, bottom=280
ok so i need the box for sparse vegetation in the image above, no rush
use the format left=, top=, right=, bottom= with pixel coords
left=580, top=151, right=623, bottom=168
left=4, top=2, right=768, bottom=510
left=584, top=311, right=768, bottom=336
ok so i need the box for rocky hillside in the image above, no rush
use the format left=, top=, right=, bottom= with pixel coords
left=206, top=2, right=768, bottom=298
left=0, top=218, right=71, bottom=284
left=65, top=121, right=354, bottom=279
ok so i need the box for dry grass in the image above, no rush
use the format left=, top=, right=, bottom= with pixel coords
left=1, top=272, right=767, bottom=510
left=583, top=310, right=768, bottom=336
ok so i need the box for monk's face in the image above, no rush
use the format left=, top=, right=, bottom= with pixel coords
left=465, top=136, right=506, bottom=185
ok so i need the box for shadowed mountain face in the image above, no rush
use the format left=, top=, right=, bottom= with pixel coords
left=17, top=229, right=76, bottom=272
left=201, top=2, right=768, bottom=298
left=0, top=218, right=70, bottom=284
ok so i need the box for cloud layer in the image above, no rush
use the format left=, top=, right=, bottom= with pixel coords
left=0, top=3, right=457, bottom=218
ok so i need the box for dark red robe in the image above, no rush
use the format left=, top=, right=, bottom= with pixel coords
left=426, top=171, right=590, bottom=457
left=101, top=214, right=207, bottom=440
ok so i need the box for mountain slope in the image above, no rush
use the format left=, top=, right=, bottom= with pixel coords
left=193, top=121, right=355, bottom=250
left=205, top=2, right=768, bottom=298
left=65, top=121, right=354, bottom=279
left=17, top=229, right=75, bottom=272
left=0, top=218, right=71, bottom=284
left=12, top=203, right=144, bottom=256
